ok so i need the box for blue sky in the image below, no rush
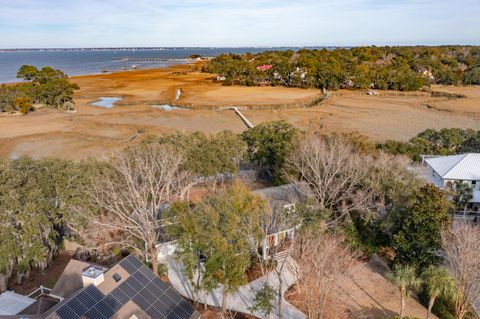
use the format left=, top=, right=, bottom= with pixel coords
left=0, top=0, right=479, bottom=48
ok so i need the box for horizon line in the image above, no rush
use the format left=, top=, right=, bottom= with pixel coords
left=1, top=44, right=479, bottom=51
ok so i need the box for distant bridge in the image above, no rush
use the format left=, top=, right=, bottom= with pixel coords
left=112, top=57, right=172, bottom=62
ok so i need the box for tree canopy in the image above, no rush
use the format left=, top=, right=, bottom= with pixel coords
left=242, top=120, right=300, bottom=184
left=393, top=184, right=452, bottom=269
left=379, top=128, right=480, bottom=161
left=0, top=65, right=79, bottom=113
left=0, top=156, right=89, bottom=290
left=203, top=46, right=480, bottom=91
left=143, top=130, right=246, bottom=177
left=167, top=181, right=266, bottom=313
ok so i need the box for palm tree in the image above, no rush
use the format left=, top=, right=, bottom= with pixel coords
left=449, top=181, right=473, bottom=213
left=387, top=265, right=422, bottom=319
left=422, top=266, right=456, bottom=319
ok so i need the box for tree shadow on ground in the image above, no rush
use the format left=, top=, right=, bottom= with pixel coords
left=348, top=305, right=398, bottom=319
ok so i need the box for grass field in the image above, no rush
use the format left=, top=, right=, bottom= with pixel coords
left=1, top=63, right=480, bottom=160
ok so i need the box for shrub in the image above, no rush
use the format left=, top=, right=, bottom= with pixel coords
left=249, top=284, right=276, bottom=318
left=16, top=97, right=34, bottom=114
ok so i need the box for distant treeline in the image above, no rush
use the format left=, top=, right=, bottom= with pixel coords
left=0, top=65, right=79, bottom=114
left=203, top=46, right=480, bottom=91
left=378, top=128, right=480, bottom=161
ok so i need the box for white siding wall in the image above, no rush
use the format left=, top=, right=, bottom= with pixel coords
left=428, top=167, right=445, bottom=188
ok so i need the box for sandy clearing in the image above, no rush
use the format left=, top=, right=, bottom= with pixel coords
left=335, top=259, right=438, bottom=319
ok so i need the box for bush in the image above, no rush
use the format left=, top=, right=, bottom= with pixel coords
left=419, top=288, right=455, bottom=319
left=157, top=263, right=168, bottom=277
left=16, top=97, right=34, bottom=114
left=249, top=284, right=276, bottom=318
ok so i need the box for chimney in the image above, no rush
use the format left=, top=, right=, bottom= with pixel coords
left=81, top=266, right=105, bottom=287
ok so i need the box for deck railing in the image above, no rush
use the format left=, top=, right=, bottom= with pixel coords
left=27, top=285, right=64, bottom=301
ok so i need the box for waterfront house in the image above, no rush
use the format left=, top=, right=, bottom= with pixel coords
left=256, top=64, right=273, bottom=71
left=423, top=153, right=480, bottom=212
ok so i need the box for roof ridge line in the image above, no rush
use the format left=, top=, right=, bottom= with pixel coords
left=442, top=153, right=469, bottom=179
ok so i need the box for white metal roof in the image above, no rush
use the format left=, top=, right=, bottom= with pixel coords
left=425, top=153, right=480, bottom=180
left=0, top=291, right=35, bottom=315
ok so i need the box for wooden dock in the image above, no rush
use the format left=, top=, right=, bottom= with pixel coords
left=232, top=107, right=254, bottom=128
left=216, top=107, right=254, bottom=129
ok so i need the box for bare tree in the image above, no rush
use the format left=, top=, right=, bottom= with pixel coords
left=293, top=229, right=357, bottom=319
left=284, top=135, right=373, bottom=226
left=81, top=144, right=193, bottom=275
left=442, top=222, right=480, bottom=319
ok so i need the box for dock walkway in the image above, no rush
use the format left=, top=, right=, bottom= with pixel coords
left=216, top=106, right=254, bottom=129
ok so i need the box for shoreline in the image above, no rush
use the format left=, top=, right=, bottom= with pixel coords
left=0, top=60, right=196, bottom=85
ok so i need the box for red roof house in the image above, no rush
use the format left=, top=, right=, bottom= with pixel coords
left=256, top=64, right=273, bottom=71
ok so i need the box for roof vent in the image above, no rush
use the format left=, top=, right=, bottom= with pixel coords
left=113, top=273, right=122, bottom=283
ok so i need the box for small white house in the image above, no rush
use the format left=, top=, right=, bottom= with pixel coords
left=156, top=184, right=305, bottom=261
left=253, top=184, right=305, bottom=260
left=424, top=153, right=480, bottom=211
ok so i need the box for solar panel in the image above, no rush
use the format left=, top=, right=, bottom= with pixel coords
left=126, top=275, right=144, bottom=291
left=149, top=298, right=171, bottom=317
left=139, top=265, right=157, bottom=281
left=166, top=311, right=183, bottom=319
left=145, top=280, right=163, bottom=297
left=110, top=287, right=130, bottom=305
left=161, top=291, right=178, bottom=308
left=102, top=294, right=123, bottom=312
left=84, top=306, right=107, bottom=319
left=56, top=305, right=78, bottom=319
left=153, top=276, right=169, bottom=292
left=140, top=286, right=158, bottom=304
left=133, top=270, right=151, bottom=286
left=118, top=280, right=137, bottom=298
left=178, top=299, right=195, bottom=315
left=132, top=292, right=151, bottom=310
left=75, top=289, right=97, bottom=309
left=119, top=258, right=138, bottom=274
left=84, top=285, right=105, bottom=301
left=67, top=297, right=89, bottom=315
left=96, top=300, right=115, bottom=319
left=126, top=255, right=145, bottom=269
left=145, top=305, right=165, bottom=318
left=54, top=255, right=195, bottom=319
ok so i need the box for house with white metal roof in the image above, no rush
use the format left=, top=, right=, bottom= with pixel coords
left=424, top=153, right=480, bottom=211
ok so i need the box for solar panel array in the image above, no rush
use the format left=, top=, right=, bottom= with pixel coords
left=54, top=255, right=195, bottom=319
